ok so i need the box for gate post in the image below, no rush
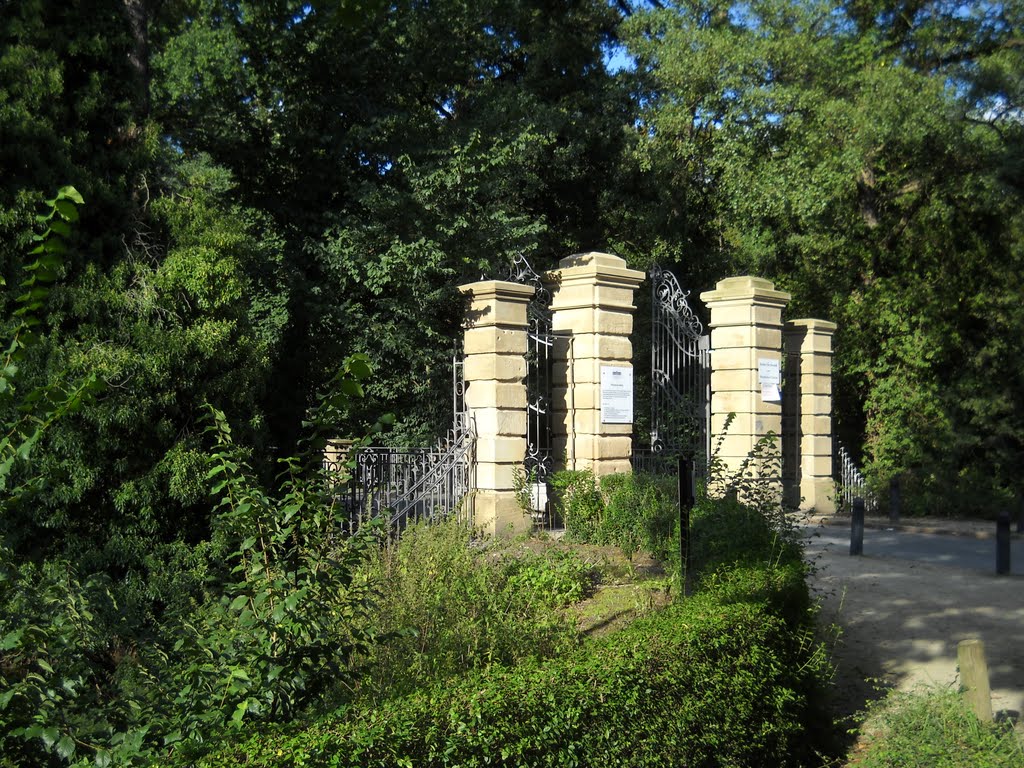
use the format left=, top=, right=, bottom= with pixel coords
left=458, top=280, right=535, bottom=536
left=784, top=319, right=837, bottom=513
left=546, top=253, right=646, bottom=477
left=699, top=277, right=791, bottom=488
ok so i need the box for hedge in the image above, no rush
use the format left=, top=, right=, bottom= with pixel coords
left=187, top=579, right=828, bottom=766
left=177, top=498, right=833, bottom=767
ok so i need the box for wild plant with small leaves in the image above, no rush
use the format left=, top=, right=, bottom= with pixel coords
left=170, top=355, right=388, bottom=738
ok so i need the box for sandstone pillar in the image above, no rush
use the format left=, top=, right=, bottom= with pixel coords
left=546, top=252, right=645, bottom=476
left=783, top=319, right=837, bottom=513
left=699, top=277, right=791, bottom=484
left=457, top=280, right=534, bottom=536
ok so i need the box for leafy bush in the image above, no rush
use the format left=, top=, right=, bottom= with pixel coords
left=687, top=461, right=812, bottom=630
left=549, top=469, right=604, bottom=541
left=358, top=521, right=588, bottom=700
left=0, top=356, right=388, bottom=766
left=192, top=582, right=828, bottom=768
left=599, top=472, right=677, bottom=561
left=689, top=493, right=797, bottom=578
left=190, top=489, right=834, bottom=768
left=0, top=552, right=152, bottom=768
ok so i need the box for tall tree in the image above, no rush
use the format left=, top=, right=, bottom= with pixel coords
left=0, top=2, right=289, bottom=599
left=153, top=0, right=632, bottom=443
left=623, top=0, right=1024, bottom=511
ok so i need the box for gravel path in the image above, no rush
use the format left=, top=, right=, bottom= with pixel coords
left=803, top=518, right=1024, bottom=724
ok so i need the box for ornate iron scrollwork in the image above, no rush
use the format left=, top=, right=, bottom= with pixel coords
left=649, top=265, right=710, bottom=468
left=650, top=264, right=704, bottom=343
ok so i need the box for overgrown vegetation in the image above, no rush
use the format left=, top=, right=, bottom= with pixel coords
left=0, top=340, right=385, bottom=765
left=552, top=469, right=678, bottom=562
left=357, top=520, right=589, bottom=700
left=849, top=687, right=1024, bottom=768
left=3, top=0, right=1023, bottom=762
left=189, top=457, right=836, bottom=767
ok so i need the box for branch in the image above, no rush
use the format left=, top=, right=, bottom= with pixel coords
left=934, top=37, right=1024, bottom=69
left=965, top=114, right=1007, bottom=143
left=883, top=187, right=929, bottom=251
left=431, top=99, right=455, bottom=120
left=615, top=0, right=664, bottom=14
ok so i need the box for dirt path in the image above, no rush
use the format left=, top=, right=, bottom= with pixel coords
left=804, top=522, right=1024, bottom=725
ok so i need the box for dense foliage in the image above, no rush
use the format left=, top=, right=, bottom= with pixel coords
left=0, top=355, right=383, bottom=766
left=2, top=0, right=1023, bottom=763
left=357, top=520, right=590, bottom=701
left=191, top=491, right=832, bottom=768
left=621, top=0, right=1024, bottom=512
left=0, top=0, right=1021, bottom=567
left=553, top=469, right=678, bottom=561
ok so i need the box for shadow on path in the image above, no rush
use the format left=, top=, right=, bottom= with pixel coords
left=803, top=526, right=1024, bottom=729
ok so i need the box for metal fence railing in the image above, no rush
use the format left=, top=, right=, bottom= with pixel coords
left=833, top=440, right=878, bottom=514
left=631, top=447, right=681, bottom=479
left=325, top=417, right=475, bottom=536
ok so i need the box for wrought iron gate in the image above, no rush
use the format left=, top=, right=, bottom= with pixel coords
left=508, top=254, right=555, bottom=524
left=647, top=265, right=711, bottom=470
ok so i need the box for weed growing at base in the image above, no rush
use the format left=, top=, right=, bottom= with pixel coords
left=357, top=520, right=590, bottom=700
left=852, top=687, right=1024, bottom=768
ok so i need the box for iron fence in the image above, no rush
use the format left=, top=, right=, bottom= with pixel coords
left=325, top=354, right=475, bottom=536
left=631, top=447, right=681, bottom=479
left=833, top=440, right=878, bottom=514
left=327, top=426, right=474, bottom=536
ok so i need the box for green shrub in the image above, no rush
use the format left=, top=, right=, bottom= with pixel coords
left=599, top=472, right=677, bottom=561
left=190, top=590, right=828, bottom=768
left=358, top=520, right=588, bottom=700
left=550, top=469, right=604, bottom=541
left=0, top=357, right=387, bottom=766
left=689, top=494, right=799, bottom=577
left=501, top=548, right=591, bottom=609
left=189, top=489, right=834, bottom=768
left=686, top=485, right=811, bottom=628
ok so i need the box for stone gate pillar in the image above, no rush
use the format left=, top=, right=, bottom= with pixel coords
left=700, top=277, right=791, bottom=484
left=458, top=280, right=534, bottom=536
left=783, top=319, right=837, bottom=513
left=546, top=252, right=646, bottom=476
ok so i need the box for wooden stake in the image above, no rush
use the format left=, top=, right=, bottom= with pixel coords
left=957, top=638, right=993, bottom=722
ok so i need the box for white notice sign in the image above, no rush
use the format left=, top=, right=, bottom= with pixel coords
left=759, top=358, right=782, bottom=403
left=758, top=358, right=781, bottom=387
left=601, top=366, right=634, bottom=424
left=761, top=383, right=782, bottom=403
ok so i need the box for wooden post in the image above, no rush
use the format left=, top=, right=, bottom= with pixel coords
left=957, top=638, right=993, bottom=722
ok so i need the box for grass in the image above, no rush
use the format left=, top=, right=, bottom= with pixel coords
left=845, top=687, right=1024, bottom=767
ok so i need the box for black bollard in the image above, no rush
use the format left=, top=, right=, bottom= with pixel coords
left=889, top=475, right=901, bottom=524
left=997, top=511, right=1011, bottom=575
left=1017, top=492, right=1023, bottom=535
left=851, top=497, right=865, bottom=556
left=678, top=455, right=695, bottom=572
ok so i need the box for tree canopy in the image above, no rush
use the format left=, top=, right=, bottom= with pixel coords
left=0, top=0, right=1020, bottom=546
left=619, top=0, right=1024, bottom=510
